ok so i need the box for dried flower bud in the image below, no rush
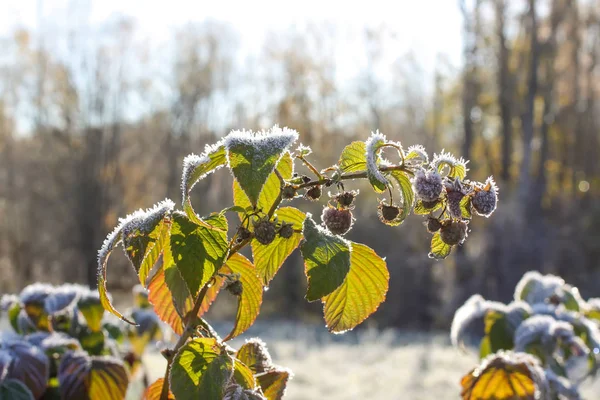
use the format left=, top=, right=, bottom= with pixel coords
left=225, top=280, right=243, bottom=296
left=321, top=206, right=353, bottom=235
left=445, top=179, right=467, bottom=219
left=413, top=169, right=443, bottom=202
left=305, top=186, right=322, bottom=201
left=440, top=220, right=468, bottom=245
left=472, top=177, right=498, bottom=217
left=253, top=219, right=276, bottom=245
left=224, top=384, right=266, bottom=400
left=333, top=190, right=358, bottom=208
left=377, top=203, right=403, bottom=226
left=282, top=185, right=297, bottom=200
left=237, top=227, right=252, bottom=243
left=278, top=223, right=294, bottom=239
left=426, top=217, right=442, bottom=233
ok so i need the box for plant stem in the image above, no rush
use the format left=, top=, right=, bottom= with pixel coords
left=297, top=155, right=323, bottom=179
left=295, top=164, right=414, bottom=190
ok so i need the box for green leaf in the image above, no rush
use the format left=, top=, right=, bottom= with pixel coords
left=322, top=242, right=389, bottom=333
left=388, top=170, right=415, bottom=223
left=77, top=293, right=104, bottom=332
left=252, top=207, right=305, bottom=286
left=0, top=379, right=34, bottom=400
left=479, top=335, right=492, bottom=359
left=481, top=311, right=514, bottom=358
left=8, top=302, right=21, bottom=333
left=257, top=368, right=291, bottom=400
left=338, top=141, right=367, bottom=173
left=226, top=129, right=297, bottom=206
left=58, top=352, right=128, bottom=400
left=233, top=359, right=257, bottom=389
left=233, top=152, right=293, bottom=218
left=222, top=254, right=264, bottom=341
left=170, top=213, right=228, bottom=297
left=429, top=232, right=452, bottom=259
left=460, top=196, right=473, bottom=219
left=413, top=199, right=442, bottom=215
left=182, top=145, right=227, bottom=207
left=78, top=328, right=105, bottom=355
left=449, top=162, right=468, bottom=180
left=300, top=215, right=351, bottom=302
left=236, top=339, right=273, bottom=374
left=170, top=338, right=233, bottom=400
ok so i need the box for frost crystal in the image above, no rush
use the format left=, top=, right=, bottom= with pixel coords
left=413, top=169, right=443, bottom=202
left=514, top=271, right=571, bottom=306
left=20, top=283, right=54, bottom=305
left=0, top=295, right=18, bottom=311
left=405, top=144, right=429, bottom=164
left=223, top=384, right=267, bottom=400
left=365, top=131, right=390, bottom=187
left=180, top=139, right=226, bottom=202
left=224, top=125, right=298, bottom=161
left=296, top=144, right=312, bottom=156
left=44, top=283, right=87, bottom=314
left=451, top=294, right=506, bottom=347
left=242, top=338, right=273, bottom=373
left=514, top=315, right=574, bottom=352
left=431, top=150, right=469, bottom=174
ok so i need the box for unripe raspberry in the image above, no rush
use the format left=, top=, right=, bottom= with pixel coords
left=413, top=169, right=443, bottom=202
left=225, top=280, right=243, bottom=296
left=253, top=219, right=276, bottom=245
left=236, top=226, right=252, bottom=243
left=333, top=190, right=358, bottom=208
left=440, top=220, right=468, bottom=245
left=472, top=177, right=498, bottom=217
left=321, top=206, right=353, bottom=235
left=377, top=203, right=403, bottom=226
left=445, top=178, right=467, bottom=219
left=426, top=217, right=442, bottom=233
left=282, top=185, right=297, bottom=200
left=305, top=186, right=322, bottom=201
left=278, top=223, right=294, bottom=239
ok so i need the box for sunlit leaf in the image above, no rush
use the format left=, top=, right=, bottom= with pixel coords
left=58, top=351, right=128, bottom=400
left=322, top=242, right=389, bottom=333
left=413, top=199, right=442, bottom=215
left=170, top=338, right=233, bottom=400
left=429, top=232, right=452, bottom=260
left=148, top=267, right=186, bottom=336
left=0, top=379, right=34, bottom=400
left=0, top=339, right=49, bottom=399
left=460, top=352, right=546, bottom=400
left=226, top=128, right=298, bottom=206
left=143, top=378, right=174, bottom=400
left=233, top=152, right=293, bottom=218
left=300, top=215, right=351, bottom=302
left=170, top=213, right=228, bottom=297
left=257, top=368, right=291, bottom=400
left=77, top=293, right=104, bottom=333
left=252, top=207, right=305, bottom=286
left=338, top=141, right=367, bottom=173
left=223, top=254, right=263, bottom=341
left=480, top=311, right=515, bottom=359
left=236, top=339, right=273, bottom=374
left=365, top=134, right=388, bottom=193
left=233, top=359, right=257, bottom=389
left=388, top=170, right=415, bottom=223
left=460, top=196, right=473, bottom=219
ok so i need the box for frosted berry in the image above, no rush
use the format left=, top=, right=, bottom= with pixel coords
left=472, top=178, right=498, bottom=217
left=321, top=206, right=353, bottom=235
left=334, top=190, right=358, bottom=208
left=253, top=219, right=276, bottom=245
left=378, top=203, right=403, bottom=226
left=413, top=169, right=443, bottom=202
left=440, top=220, right=468, bottom=245
left=278, top=223, right=294, bottom=239
left=225, top=280, right=243, bottom=296
left=305, top=186, right=322, bottom=201
left=426, top=217, right=442, bottom=233
left=282, top=185, right=297, bottom=200
left=445, top=178, right=467, bottom=219
left=237, top=226, right=252, bottom=243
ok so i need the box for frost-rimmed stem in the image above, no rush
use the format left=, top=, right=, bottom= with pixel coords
left=159, top=237, right=251, bottom=400
left=296, top=155, right=323, bottom=179
left=295, top=164, right=414, bottom=190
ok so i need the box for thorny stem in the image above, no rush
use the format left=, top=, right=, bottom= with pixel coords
left=295, top=164, right=414, bottom=190
left=159, top=237, right=251, bottom=400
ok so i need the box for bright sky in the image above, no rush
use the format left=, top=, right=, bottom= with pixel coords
left=0, top=0, right=464, bottom=77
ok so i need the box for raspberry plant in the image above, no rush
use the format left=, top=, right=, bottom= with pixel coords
left=91, top=126, right=497, bottom=399
left=454, top=271, right=600, bottom=399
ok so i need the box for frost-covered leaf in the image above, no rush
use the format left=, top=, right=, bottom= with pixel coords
left=0, top=339, right=49, bottom=399
left=257, top=368, right=291, bottom=400
left=338, top=141, right=367, bottom=173
left=0, top=379, right=34, bottom=400
left=322, top=242, right=389, bottom=333
left=432, top=150, right=468, bottom=180
left=226, top=127, right=298, bottom=206
left=252, top=207, right=305, bottom=286
left=143, top=378, right=174, bottom=400
left=480, top=311, right=515, bottom=358
left=58, top=351, right=128, bottom=400
left=181, top=143, right=227, bottom=217
left=405, top=144, right=429, bottom=164
left=300, top=215, right=351, bottom=302
left=236, top=338, right=273, bottom=374
left=460, top=351, right=548, bottom=400
left=365, top=132, right=389, bottom=193
left=170, top=338, right=233, bottom=400
left=233, top=359, right=257, bottom=390
left=388, top=170, right=415, bottom=223
left=97, top=200, right=176, bottom=325
left=222, top=254, right=263, bottom=341
left=77, top=292, right=104, bottom=332
left=429, top=232, right=452, bottom=259
left=170, top=213, right=228, bottom=297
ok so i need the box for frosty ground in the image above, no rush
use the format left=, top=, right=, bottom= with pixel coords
left=133, top=321, right=600, bottom=399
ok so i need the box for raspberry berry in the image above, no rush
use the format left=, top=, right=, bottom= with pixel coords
left=333, top=190, right=358, bottom=208
left=426, top=217, right=442, bottom=233
left=282, top=185, right=297, bottom=200
left=305, top=186, right=322, bottom=201
left=253, top=219, right=276, bottom=245
left=236, top=226, right=252, bottom=243
left=413, top=169, right=443, bottom=202
left=472, top=177, right=498, bottom=217
left=225, top=280, right=243, bottom=296
left=321, top=206, right=353, bottom=235
left=278, top=222, right=294, bottom=239
left=440, top=220, right=468, bottom=245
left=445, top=179, right=467, bottom=219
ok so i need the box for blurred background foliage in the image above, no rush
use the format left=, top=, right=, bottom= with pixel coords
left=1, top=0, right=600, bottom=331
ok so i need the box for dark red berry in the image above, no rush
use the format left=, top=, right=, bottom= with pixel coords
left=321, top=207, right=353, bottom=235
left=278, top=223, right=294, bottom=239
left=305, top=186, right=322, bottom=201
left=440, top=220, right=468, bottom=245
left=237, top=226, right=252, bottom=243
left=253, top=219, right=276, bottom=245
left=282, top=185, right=297, bottom=200
left=426, top=217, right=442, bottom=233
left=334, top=190, right=358, bottom=208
